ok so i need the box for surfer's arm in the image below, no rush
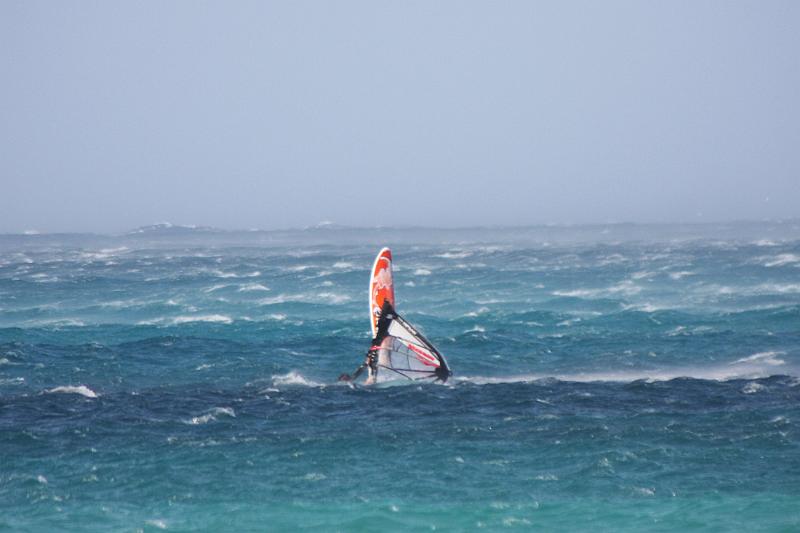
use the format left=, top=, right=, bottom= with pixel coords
left=350, top=363, right=367, bottom=379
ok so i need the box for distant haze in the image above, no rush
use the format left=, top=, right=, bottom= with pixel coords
left=1, top=1, right=798, bottom=233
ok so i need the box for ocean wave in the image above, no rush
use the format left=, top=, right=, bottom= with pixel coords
left=620, top=303, right=664, bottom=313
left=203, top=284, right=230, bottom=293
left=237, top=283, right=270, bottom=292
left=79, top=247, right=129, bottom=261
left=27, top=318, right=87, bottom=327
left=435, top=251, right=473, bottom=259
left=753, top=283, right=800, bottom=294
left=760, top=253, right=800, bottom=267
left=742, top=382, right=765, bottom=394
left=455, top=364, right=796, bottom=385
left=186, top=407, right=236, bottom=425
left=212, top=270, right=261, bottom=279
left=45, top=385, right=98, bottom=398
left=171, top=314, right=233, bottom=325
left=258, top=292, right=350, bottom=306
left=731, top=351, right=786, bottom=366
left=271, top=371, right=324, bottom=387
left=552, top=280, right=641, bottom=298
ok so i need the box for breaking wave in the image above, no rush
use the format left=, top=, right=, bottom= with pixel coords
left=456, top=361, right=797, bottom=385
left=186, top=407, right=236, bottom=425
left=44, top=385, right=98, bottom=398
left=271, top=371, right=324, bottom=387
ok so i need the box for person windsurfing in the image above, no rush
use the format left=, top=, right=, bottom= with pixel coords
left=338, top=300, right=391, bottom=384
left=339, top=298, right=451, bottom=384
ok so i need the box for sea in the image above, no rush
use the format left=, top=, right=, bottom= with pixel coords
left=1, top=221, right=799, bottom=532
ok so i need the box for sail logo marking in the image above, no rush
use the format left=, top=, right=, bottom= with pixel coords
left=406, top=343, right=440, bottom=367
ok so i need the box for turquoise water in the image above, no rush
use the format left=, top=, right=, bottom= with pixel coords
left=1, top=223, right=799, bottom=531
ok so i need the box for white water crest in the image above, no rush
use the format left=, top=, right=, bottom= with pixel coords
left=271, top=371, right=324, bottom=387
left=731, top=351, right=786, bottom=366
left=237, top=283, right=270, bottom=292
left=186, top=407, right=236, bottom=425
left=45, top=385, right=98, bottom=398
left=258, top=292, right=349, bottom=305
left=552, top=280, right=641, bottom=298
left=171, top=314, right=233, bottom=325
left=455, top=361, right=796, bottom=385
left=760, top=253, right=800, bottom=267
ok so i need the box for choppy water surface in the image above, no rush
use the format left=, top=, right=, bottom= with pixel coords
left=2, top=223, right=799, bottom=531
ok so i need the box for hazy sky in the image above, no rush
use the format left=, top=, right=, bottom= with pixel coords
left=1, top=1, right=798, bottom=233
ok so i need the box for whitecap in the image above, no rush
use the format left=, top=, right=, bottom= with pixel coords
left=668, top=271, right=695, bottom=280
left=187, top=407, right=236, bottom=425
left=762, top=253, right=800, bottom=267
left=622, top=303, right=663, bottom=313
left=552, top=280, right=641, bottom=298
left=731, top=351, right=785, bottom=366
left=271, top=371, right=323, bottom=387
left=212, top=270, right=261, bottom=279
left=237, top=283, right=270, bottom=292
left=258, top=292, right=348, bottom=305
left=414, top=268, right=432, bottom=276
left=435, top=251, right=473, bottom=259
left=742, top=382, right=765, bottom=394
left=455, top=362, right=793, bottom=384
left=754, top=283, right=800, bottom=294
left=45, top=385, right=98, bottom=398
left=172, top=314, right=232, bottom=325
left=203, top=284, right=229, bottom=293
left=145, top=519, right=168, bottom=530
left=502, top=518, right=531, bottom=526
left=317, top=292, right=350, bottom=304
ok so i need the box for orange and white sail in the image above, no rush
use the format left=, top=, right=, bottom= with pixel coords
left=369, top=247, right=395, bottom=337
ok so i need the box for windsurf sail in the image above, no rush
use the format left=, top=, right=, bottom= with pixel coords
left=369, top=247, right=395, bottom=337
left=372, top=300, right=451, bottom=383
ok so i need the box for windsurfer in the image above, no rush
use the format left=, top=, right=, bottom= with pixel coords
left=338, top=344, right=379, bottom=383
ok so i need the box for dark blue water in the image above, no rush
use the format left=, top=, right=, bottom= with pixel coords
left=2, top=223, right=799, bottom=531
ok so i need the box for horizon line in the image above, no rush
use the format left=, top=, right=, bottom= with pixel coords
left=2, top=217, right=799, bottom=238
